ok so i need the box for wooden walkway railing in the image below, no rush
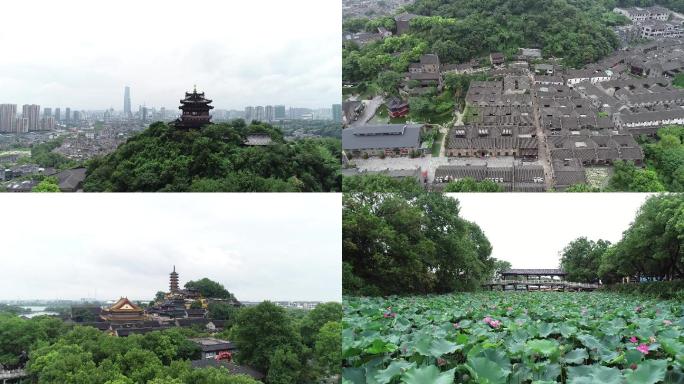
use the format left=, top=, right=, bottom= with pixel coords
left=483, top=279, right=600, bottom=291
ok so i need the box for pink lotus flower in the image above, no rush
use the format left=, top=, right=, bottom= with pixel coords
left=383, top=312, right=396, bottom=318
left=453, top=322, right=460, bottom=328
left=664, top=320, right=672, bottom=326
left=629, top=336, right=638, bottom=343
left=483, top=316, right=501, bottom=328
left=437, top=357, right=446, bottom=366
left=635, top=306, right=643, bottom=313
left=637, top=344, right=649, bottom=354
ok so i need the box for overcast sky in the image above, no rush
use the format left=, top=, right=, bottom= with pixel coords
left=0, top=0, right=340, bottom=110
left=0, top=194, right=341, bottom=302
left=452, top=193, right=652, bottom=269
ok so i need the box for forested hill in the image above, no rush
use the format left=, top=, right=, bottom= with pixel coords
left=405, top=0, right=621, bottom=67
left=83, top=121, right=341, bottom=192
left=343, top=0, right=624, bottom=82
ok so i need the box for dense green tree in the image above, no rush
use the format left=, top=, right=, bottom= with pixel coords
left=230, top=301, right=305, bottom=374
left=560, top=237, right=611, bottom=283
left=32, top=177, right=61, bottom=192
left=642, top=125, right=684, bottom=191
left=377, top=70, right=403, bottom=94
left=314, top=321, right=342, bottom=377
left=184, top=278, right=235, bottom=300
left=0, top=315, right=65, bottom=366
left=299, top=302, right=342, bottom=347
left=443, top=177, right=503, bottom=192
left=84, top=122, right=340, bottom=192
left=565, top=183, right=601, bottom=192
left=608, top=160, right=666, bottom=192
left=207, top=302, right=238, bottom=323
left=266, top=346, right=303, bottom=384
left=343, top=192, right=501, bottom=295
left=492, top=260, right=512, bottom=280
left=342, top=174, right=424, bottom=193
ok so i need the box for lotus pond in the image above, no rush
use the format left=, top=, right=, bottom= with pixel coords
left=343, top=292, right=684, bottom=383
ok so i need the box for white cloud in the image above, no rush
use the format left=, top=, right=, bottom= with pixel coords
left=450, top=193, right=652, bottom=268
left=0, top=0, right=341, bottom=110
left=0, top=193, right=342, bottom=302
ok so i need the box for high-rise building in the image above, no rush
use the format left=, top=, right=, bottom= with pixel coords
left=42, top=117, right=56, bottom=130
left=124, top=86, right=132, bottom=117
left=22, top=104, right=40, bottom=131
left=332, top=104, right=342, bottom=123
left=142, top=106, right=148, bottom=122
left=265, top=105, right=274, bottom=122
left=0, top=104, right=17, bottom=133
left=72, top=110, right=81, bottom=122
left=244, top=106, right=254, bottom=121
left=274, top=105, right=286, bottom=120
left=255, top=106, right=265, bottom=121
left=65, top=108, right=71, bottom=123
left=43, top=107, right=52, bottom=118
left=15, top=117, right=28, bottom=133
left=54, top=108, right=61, bottom=122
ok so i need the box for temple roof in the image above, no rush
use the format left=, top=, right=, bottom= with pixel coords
left=180, top=86, right=214, bottom=106
left=106, top=297, right=143, bottom=312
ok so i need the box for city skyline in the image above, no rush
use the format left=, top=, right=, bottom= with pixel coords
left=0, top=194, right=342, bottom=302
left=0, top=0, right=341, bottom=110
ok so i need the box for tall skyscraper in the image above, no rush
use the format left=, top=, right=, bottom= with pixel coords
left=255, top=106, right=265, bottom=121
left=22, top=104, right=40, bottom=131
left=244, top=106, right=254, bottom=121
left=124, top=86, right=132, bottom=117
left=15, top=117, right=28, bottom=133
left=54, top=108, right=61, bottom=122
left=43, top=107, right=52, bottom=118
left=65, top=108, right=71, bottom=123
left=0, top=104, right=17, bottom=133
left=265, top=105, right=274, bottom=121
left=42, top=117, right=56, bottom=130
left=332, top=104, right=342, bottom=123
left=274, top=105, right=286, bottom=120
left=72, top=110, right=81, bottom=122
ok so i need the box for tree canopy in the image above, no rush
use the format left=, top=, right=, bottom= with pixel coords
left=560, top=194, right=684, bottom=284
left=342, top=173, right=424, bottom=193
left=560, top=237, right=612, bottom=283
left=184, top=278, right=235, bottom=300
left=343, top=192, right=502, bottom=295
left=83, top=121, right=341, bottom=192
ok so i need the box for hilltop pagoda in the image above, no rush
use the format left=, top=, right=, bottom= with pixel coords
left=170, top=265, right=180, bottom=293
left=173, top=86, right=214, bottom=129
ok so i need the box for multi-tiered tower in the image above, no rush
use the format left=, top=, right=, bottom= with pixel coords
left=174, top=86, right=213, bottom=129
left=170, top=265, right=180, bottom=293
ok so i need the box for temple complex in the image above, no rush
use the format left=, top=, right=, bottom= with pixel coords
left=100, top=297, right=146, bottom=323
left=173, top=86, right=214, bottom=129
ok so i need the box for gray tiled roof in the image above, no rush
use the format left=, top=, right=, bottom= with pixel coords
left=342, top=124, right=423, bottom=150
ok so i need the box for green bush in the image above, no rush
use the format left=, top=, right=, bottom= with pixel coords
left=600, top=280, right=684, bottom=300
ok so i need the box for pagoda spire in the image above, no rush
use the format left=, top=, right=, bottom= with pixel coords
left=170, top=266, right=180, bottom=293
